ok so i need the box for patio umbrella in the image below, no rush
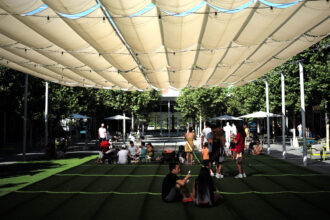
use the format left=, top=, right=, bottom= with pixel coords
left=105, top=115, right=131, bottom=143
left=104, top=115, right=131, bottom=120
left=212, top=115, right=242, bottom=120
left=239, top=111, right=281, bottom=118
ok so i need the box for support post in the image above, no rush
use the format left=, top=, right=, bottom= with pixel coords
left=281, top=73, right=286, bottom=159
left=123, top=112, right=126, bottom=144
left=299, top=63, right=307, bottom=166
left=23, top=74, right=28, bottom=161
left=45, top=81, right=49, bottom=145
left=265, top=79, right=271, bottom=154
left=168, top=100, right=170, bottom=137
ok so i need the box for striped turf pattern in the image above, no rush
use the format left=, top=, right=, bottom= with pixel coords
left=1, top=154, right=330, bottom=219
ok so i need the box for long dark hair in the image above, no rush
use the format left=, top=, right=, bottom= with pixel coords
left=195, top=167, right=214, bottom=202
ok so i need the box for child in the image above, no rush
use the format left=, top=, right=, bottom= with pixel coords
left=202, top=142, right=210, bottom=168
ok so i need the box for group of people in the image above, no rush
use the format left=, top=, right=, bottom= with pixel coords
left=97, top=123, right=154, bottom=164
left=184, top=121, right=249, bottom=179
left=162, top=163, right=220, bottom=207
left=97, top=140, right=155, bottom=164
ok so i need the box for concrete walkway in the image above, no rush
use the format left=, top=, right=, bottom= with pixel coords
left=264, top=143, right=330, bottom=175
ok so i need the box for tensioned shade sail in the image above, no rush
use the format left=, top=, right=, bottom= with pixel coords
left=0, top=0, right=329, bottom=90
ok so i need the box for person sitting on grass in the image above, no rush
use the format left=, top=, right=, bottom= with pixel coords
left=162, top=163, right=192, bottom=203
left=191, top=167, right=221, bottom=207
left=252, top=140, right=263, bottom=155
left=146, top=142, right=154, bottom=162
left=128, top=141, right=138, bottom=161
left=117, top=145, right=130, bottom=164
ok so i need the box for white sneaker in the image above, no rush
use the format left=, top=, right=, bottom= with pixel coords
left=216, top=173, right=224, bottom=179
left=235, top=173, right=243, bottom=179
left=243, top=173, right=247, bottom=178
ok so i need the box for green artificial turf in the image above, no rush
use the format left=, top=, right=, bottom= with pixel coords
left=0, top=154, right=97, bottom=197
left=0, top=154, right=330, bottom=219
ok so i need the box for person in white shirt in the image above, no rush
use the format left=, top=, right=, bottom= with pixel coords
left=128, top=141, right=137, bottom=160
left=202, top=122, right=212, bottom=145
left=231, top=123, right=237, bottom=136
left=117, top=145, right=129, bottom=164
left=98, top=123, right=107, bottom=143
left=297, top=123, right=302, bottom=137
left=223, top=122, right=232, bottom=148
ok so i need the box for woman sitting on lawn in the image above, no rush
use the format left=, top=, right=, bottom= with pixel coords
left=191, top=167, right=220, bottom=207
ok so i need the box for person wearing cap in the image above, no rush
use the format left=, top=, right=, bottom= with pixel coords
left=117, top=145, right=129, bottom=164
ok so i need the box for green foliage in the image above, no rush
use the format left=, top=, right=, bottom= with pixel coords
left=175, top=87, right=226, bottom=121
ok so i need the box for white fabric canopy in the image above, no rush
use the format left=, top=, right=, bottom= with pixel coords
left=0, top=0, right=328, bottom=90
left=240, top=111, right=282, bottom=118
left=104, top=115, right=131, bottom=120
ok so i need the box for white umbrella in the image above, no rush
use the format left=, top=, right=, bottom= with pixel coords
left=105, top=115, right=131, bottom=143
left=104, top=115, right=131, bottom=120
left=212, top=115, right=242, bottom=120
left=239, top=111, right=282, bottom=118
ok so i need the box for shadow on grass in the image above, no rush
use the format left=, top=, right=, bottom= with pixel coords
left=0, top=183, right=26, bottom=189
left=0, top=162, right=61, bottom=178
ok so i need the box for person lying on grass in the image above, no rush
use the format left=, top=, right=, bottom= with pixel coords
left=162, top=162, right=192, bottom=203
left=191, top=167, right=221, bottom=207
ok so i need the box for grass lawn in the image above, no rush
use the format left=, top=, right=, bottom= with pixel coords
left=0, top=153, right=330, bottom=219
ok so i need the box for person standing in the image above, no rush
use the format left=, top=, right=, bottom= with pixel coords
left=212, top=123, right=226, bottom=179
left=231, top=123, right=237, bottom=136
left=223, top=122, right=231, bottom=148
left=243, top=123, right=250, bottom=151
left=98, top=123, right=107, bottom=143
left=297, top=123, right=302, bottom=137
left=202, top=142, right=209, bottom=167
left=184, top=127, right=196, bottom=165
left=162, top=163, right=192, bottom=203
left=234, top=124, right=247, bottom=178
left=202, top=121, right=212, bottom=145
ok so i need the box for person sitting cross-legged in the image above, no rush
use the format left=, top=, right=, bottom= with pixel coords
left=162, top=163, right=192, bottom=203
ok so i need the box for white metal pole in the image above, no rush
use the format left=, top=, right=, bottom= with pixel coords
left=281, top=73, right=286, bottom=159
left=265, top=79, right=270, bottom=154
left=45, top=81, right=49, bottom=145
left=123, top=112, right=126, bottom=144
left=299, top=63, right=307, bottom=166
left=23, top=74, right=28, bottom=161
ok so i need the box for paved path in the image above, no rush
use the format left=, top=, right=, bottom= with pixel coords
left=264, top=143, right=330, bottom=175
